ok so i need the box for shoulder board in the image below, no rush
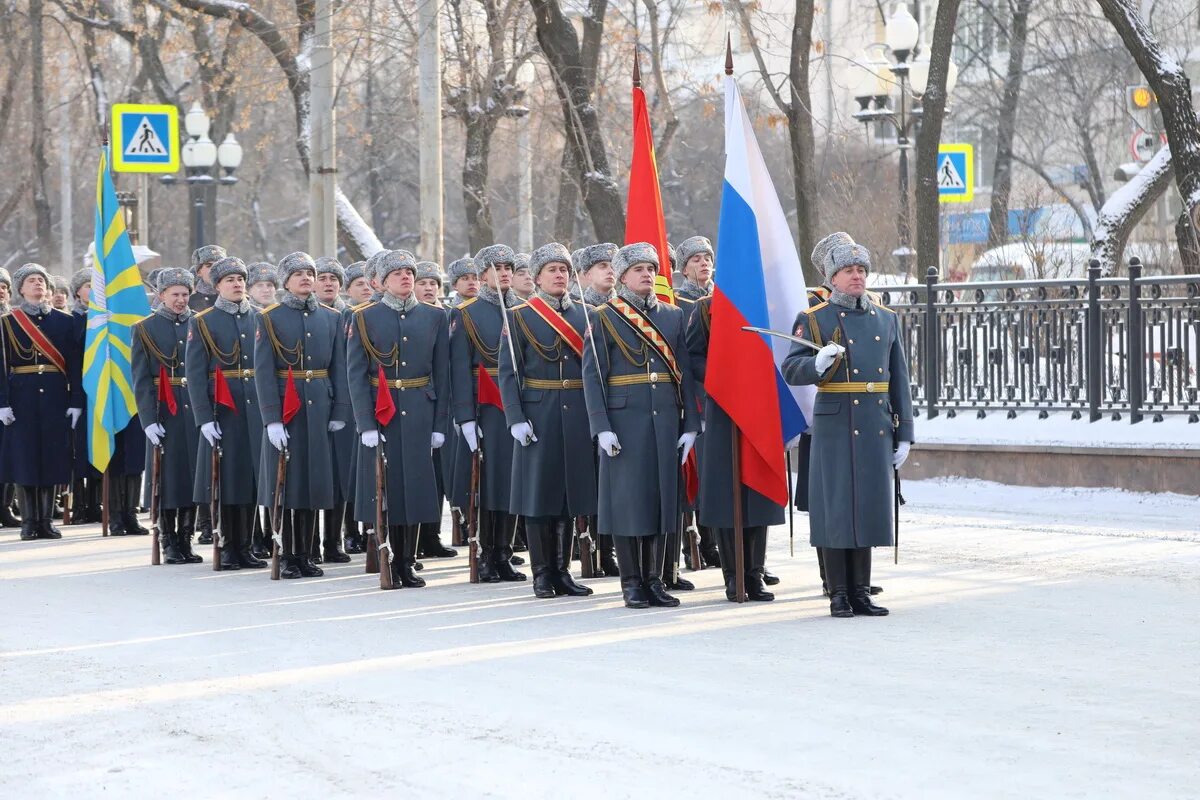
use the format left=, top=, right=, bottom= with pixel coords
left=50, top=308, right=73, bottom=318
left=512, top=301, right=529, bottom=312
left=458, top=296, right=478, bottom=309
left=806, top=301, right=829, bottom=315
left=351, top=300, right=373, bottom=311
left=261, top=303, right=280, bottom=314
left=421, top=300, right=442, bottom=308
left=319, top=304, right=340, bottom=314
left=194, top=306, right=214, bottom=318
left=676, top=295, right=695, bottom=306
left=874, top=302, right=896, bottom=314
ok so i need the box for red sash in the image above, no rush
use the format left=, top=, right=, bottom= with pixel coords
left=608, top=296, right=682, bottom=382
left=9, top=309, right=67, bottom=374
left=525, top=296, right=584, bottom=358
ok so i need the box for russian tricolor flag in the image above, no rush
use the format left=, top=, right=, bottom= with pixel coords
left=706, top=73, right=816, bottom=507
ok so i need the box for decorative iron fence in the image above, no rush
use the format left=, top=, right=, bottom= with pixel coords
left=876, top=260, right=1200, bottom=423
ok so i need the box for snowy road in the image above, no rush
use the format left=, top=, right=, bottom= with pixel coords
left=2, top=479, right=1198, bottom=799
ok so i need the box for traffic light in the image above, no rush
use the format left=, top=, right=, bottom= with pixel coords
left=1127, top=85, right=1157, bottom=115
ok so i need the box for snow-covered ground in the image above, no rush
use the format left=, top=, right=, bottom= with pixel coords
left=2, top=479, right=1198, bottom=799
left=918, top=410, right=1200, bottom=450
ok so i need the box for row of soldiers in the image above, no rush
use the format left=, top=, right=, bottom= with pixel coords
left=3, top=227, right=913, bottom=617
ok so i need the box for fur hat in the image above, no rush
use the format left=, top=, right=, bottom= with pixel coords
left=377, top=250, right=417, bottom=284
left=415, top=261, right=443, bottom=286
left=314, top=256, right=346, bottom=285
left=474, top=244, right=516, bottom=271
left=528, top=243, right=572, bottom=280
left=70, top=268, right=93, bottom=298
left=364, top=249, right=390, bottom=282
left=0, top=267, right=11, bottom=288
left=666, top=242, right=678, bottom=272
left=812, top=232, right=855, bottom=277
left=447, top=258, right=478, bottom=282
left=514, top=252, right=531, bottom=273
left=12, top=263, right=51, bottom=296
left=676, top=236, right=714, bottom=268
left=190, top=245, right=227, bottom=271
left=612, top=242, right=659, bottom=282
left=345, top=261, right=367, bottom=285
left=211, top=256, right=249, bottom=284
left=247, top=262, right=280, bottom=288
left=277, top=252, right=316, bottom=284
left=827, top=243, right=871, bottom=278
left=156, top=267, right=194, bottom=293
left=573, top=243, right=618, bottom=273
left=52, top=275, right=70, bottom=293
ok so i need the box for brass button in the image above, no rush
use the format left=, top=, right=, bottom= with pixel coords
left=848, top=339, right=854, bottom=344
left=306, top=332, right=311, bottom=337
left=562, top=404, right=568, bottom=410
left=874, top=335, right=881, bottom=341
left=401, top=410, right=407, bottom=416
left=305, top=369, right=314, bottom=380
left=853, top=399, right=859, bottom=405
left=401, top=361, right=406, bottom=366
left=241, top=334, right=246, bottom=338
left=840, top=312, right=846, bottom=318
left=878, top=368, right=884, bottom=374
left=38, top=388, right=44, bottom=393
left=878, top=399, right=884, bottom=405
left=37, top=365, right=45, bottom=374
left=865, top=382, right=875, bottom=392
left=652, top=410, right=658, bottom=416
left=649, top=371, right=658, bottom=383
left=562, top=380, right=570, bottom=388
left=401, top=314, right=406, bottom=319
left=402, top=337, right=408, bottom=342
left=304, top=312, right=308, bottom=317
left=307, top=400, right=312, bottom=405
left=853, top=429, right=859, bottom=435
left=853, top=368, right=859, bottom=375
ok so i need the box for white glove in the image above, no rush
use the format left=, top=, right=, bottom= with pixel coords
left=893, top=441, right=911, bottom=469
left=597, top=431, right=621, bottom=457
left=267, top=422, right=289, bottom=451
left=144, top=422, right=166, bottom=446
left=328, top=420, right=345, bottom=433
left=677, top=431, right=697, bottom=464
left=814, top=343, right=844, bottom=374
left=509, top=421, right=537, bottom=446
left=67, top=408, right=83, bottom=429
left=201, top=421, right=221, bottom=446
left=361, top=430, right=381, bottom=448
left=431, top=432, right=445, bottom=449
left=461, top=420, right=479, bottom=453
left=0, top=407, right=14, bottom=426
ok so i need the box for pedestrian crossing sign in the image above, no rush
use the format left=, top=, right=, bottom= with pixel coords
left=111, top=103, right=179, bottom=174
left=937, top=143, right=974, bottom=204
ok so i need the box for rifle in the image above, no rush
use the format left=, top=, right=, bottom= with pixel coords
left=467, top=446, right=480, bottom=584
left=375, top=447, right=394, bottom=590
left=786, top=449, right=795, bottom=558
left=270, top=448, right=288, bottom=580
left=893, top=468, right=906, bottom=565
left=576, top=515, right=595, bottom=579
left=450, top=505, right=464, bottom=547
left=210, top=446, right=222, bottom=572
left=62, top=484, right=72, bottom=527
left=149, top=444, right=162, bottom=566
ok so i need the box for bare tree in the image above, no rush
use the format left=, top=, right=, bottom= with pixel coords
left=986, top=0, right=1032, bottom=247
left=30, top=0, right=54, bottom=261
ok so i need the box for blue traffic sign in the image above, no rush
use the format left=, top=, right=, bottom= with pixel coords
left=937, top=143, right=974, bottom=204
left=111, top=104, right=179, bottom=174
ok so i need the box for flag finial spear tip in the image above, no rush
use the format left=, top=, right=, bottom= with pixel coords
left=725, top=34, right=734, bottom=76
left=633, top=46, right=641, bottom=88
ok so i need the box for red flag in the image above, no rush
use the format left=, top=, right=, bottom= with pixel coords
left=282, top=366, right=301, bottom=424
left=213, top=367, right=236, bottom=414
left=157, top=365, right=178, bottom=416
left=683, top=450, right=699, bottom=505
left=624, top=79, right=675, bottom=305
left=477, top=365, right=503, bottom=410
left=375, top=365, right=396, bottom=426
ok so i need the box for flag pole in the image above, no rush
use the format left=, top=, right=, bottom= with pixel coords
left=726, top=36, right=746, bottom=604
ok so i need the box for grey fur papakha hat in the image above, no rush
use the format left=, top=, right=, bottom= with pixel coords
left=612, top=242, right=659, bottom=281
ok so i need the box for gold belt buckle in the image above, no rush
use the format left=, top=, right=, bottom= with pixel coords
left=305, top=369, right=314, bottom=381
left=649, top=371, right=658, bottom=384
left=37, top=364, right=45, bottom=375
left=562, top=379, right=570, bottom=388
left=393, top=379, right=403, bottom=390
left=865, top=382, right=876, bottom=393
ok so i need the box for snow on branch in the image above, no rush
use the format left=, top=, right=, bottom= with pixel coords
left=335, top=188, right=383, bottom=260
left=1089, top=146, right=1173, bottom=275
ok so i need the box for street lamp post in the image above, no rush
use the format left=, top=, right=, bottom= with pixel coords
left=852, top=5, right=957, bottom=275
left=164, top=102, right=243, bottom=253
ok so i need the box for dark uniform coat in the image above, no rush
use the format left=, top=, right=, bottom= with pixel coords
left=189, top=290, right=217, bottom=313
left=0, top=307, right=83, bottom=486
left=132, top=309, right=200, bottom=510
left=498, top=297, right=597, bottom=518
left=449, top=295, right=516, bottom=512
left=346, top=298, right=449, bottom=524
left=326, top=300, right=356, bottom=505
left=185, top=304, right=263, bottom=505
left=781, top=296, right=914, bottom=548
left=253, top=300, right=349, bottom=510
left=582, top=296, right=699, bottom=538
left=685, top=296, right=784, bottom=528
left=792, top=286, right=830, bottom=512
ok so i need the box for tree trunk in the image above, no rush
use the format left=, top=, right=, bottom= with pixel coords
left=789, top=0, right=819, bottom=287
left=1096, top=0, right=1200, bottom=232
left=986, top=0, right=1031, bottom=248
left=462, top=114, right=497, bottom=252
left=530, top=0, right=625, bottom=243
left=913, top=0, right=962, bottom=276
left=1089, top=146, right=1172, bottom=273
left=28, top=0, right=53, bottom=262
left=553, top=143, right=579, bottom=243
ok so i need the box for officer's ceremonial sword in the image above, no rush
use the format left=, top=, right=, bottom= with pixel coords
left=740, top=326, right=845, bottom=353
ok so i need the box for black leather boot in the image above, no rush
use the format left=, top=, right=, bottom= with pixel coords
left=817, top=547, right=829, bottom=596
left=38, top=488, right=62, bottom=539
left=322, top=506, right=352, bottom=563
left=642, top=535, right=679, bottom=607
left=235, top=507, right=268, bottom=569
left=662, top=529, right=694, bottom=590
left=218, top=512, right=243, bottom=570
left=715, top=528, right=738, bottom=601
left=279, top=555, right=303, bottom=579
left=699, top=525, right=721, bottom=569
left=106, top=477, right=128, bottom=535
left=85, top=479, right=104, bottom=523
left=196, top=503, right=213, bottom=545
left=162, top=510, right=187, bottom=564
left=18, top=486, right=38, bottom=540
left=1, top=483, right=23, bottom=527
left=294, top=511, right=324, bottom=577
left=849, top=548, right=888, bottom=616
left=66, top=479, right=87, bottom=526
left=493, top=513, right=527, bottom=582
left=613, top=535, right=649, bottom=608
left=745, top=526, right=774, bottom=601
left=551, top=518, right=592, bottom=596
left=176, top=507, right=203, bottom=563
left=343, top=503, right=363, bottom=554
left=476, top=510, right=501, bottom=583
left=250, top=507, right=271, bottom=560
left=122, top=475, right=149, bottom=535
left=398, top=525, right=425, bottom=587
left=419, top=521, right=457, bottom=558
left=597, top=532, right=620, bottom=577
left=823, top=548, right=853, bottom=618
left=526, top=517, right=555, bottom=598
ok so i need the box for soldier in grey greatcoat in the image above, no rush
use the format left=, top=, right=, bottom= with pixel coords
left=449, top=245, right=526, bottom=583
left=442, top=257, right=477, bottom=550
left=132, top=268, right=203, bottom=564
left=254, top=252, right=350, bottom=579
left=189, top=245, right=225, bottom=313
left=313, top=256, right=353, bottom=564
left=499, top=243, right=597, bottom=599
left=185, top=257, right=267, bottom=570
left=582, top=243, right=699, bottom=609
left=247, top=262, right=280, bottom=310
left=782, top=243, right=913, bottom=618
left=347, top=251, right=450, bottom=588
left=338, top=260, right=370, bottom=554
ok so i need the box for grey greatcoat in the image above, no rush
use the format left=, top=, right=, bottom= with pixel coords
left=449, top=295, right=516, bottom=512
left=684, top=296, right=784, bottom=529
left=582, top=296, right=699, bottom=538
left=327, top=301, right=356, bottom=505
left=131, top=309, right=200, bottom=510
left=498, top=298, right=597, bottom=518
left=253, top=300, right=350, bottom=510
left=781, top=296, right=914, bottom=548
left=185, top=305, right=264, bottom=505
left=346, top=299, right=450, bottom=525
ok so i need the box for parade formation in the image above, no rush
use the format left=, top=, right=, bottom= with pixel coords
left=0, top=231, right=913, bottom=617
